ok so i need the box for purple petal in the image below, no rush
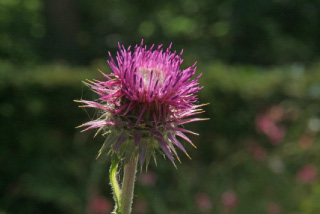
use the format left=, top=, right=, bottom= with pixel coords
left=175, top=118, right=208, bottom=125
left=79, top=120, right=115, bottom=132
left=166, top=126, right=198, bottom=135
left=175, top=131, right=197, bottom=148
left=136, top=104, right=148, bottom=124
left=167, top=132, right=189, bottom=157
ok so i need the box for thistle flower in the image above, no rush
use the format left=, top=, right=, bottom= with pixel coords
left=77, top=40, right=205, bottom=167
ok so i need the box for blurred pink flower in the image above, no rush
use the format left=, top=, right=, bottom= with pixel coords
left=89, top=195, right=112, bottom=214
left=195, top=192, right=212, bottom=212
left=247, top=141, right=267, bottom=161
left=256, top=112, right=286, bottom=145
left=221, top=190, right=238, bottom=210
left=133, top=199, right=148, bottom=214
left=296, top=164, right=318, bottom=184
left=266, top=202, right=281, bottom=214
left=139, top=171, right=157, bottom=186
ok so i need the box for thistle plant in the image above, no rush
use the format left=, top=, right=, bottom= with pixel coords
left=76, top=40, right=206, bottom=214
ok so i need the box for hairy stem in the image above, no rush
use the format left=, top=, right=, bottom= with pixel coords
left=120, top=155, right=138, bottom=214
left=110, top=156, right=121, bottom=213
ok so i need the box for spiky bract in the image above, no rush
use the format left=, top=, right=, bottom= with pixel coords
left=77, top=40, right=205, bottom=167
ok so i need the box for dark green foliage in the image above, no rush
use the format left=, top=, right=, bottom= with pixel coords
left=1, top=0, right=320, bottom=65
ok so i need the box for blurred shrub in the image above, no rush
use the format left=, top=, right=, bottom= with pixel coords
left=0, top=61, right=320, bottom=213
left=0, top=0, right=44, bottom=64
left=2, top=0, right=320, bottom=65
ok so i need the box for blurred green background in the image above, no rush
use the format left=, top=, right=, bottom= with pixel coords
left=1, top=0, right=320, bottom=213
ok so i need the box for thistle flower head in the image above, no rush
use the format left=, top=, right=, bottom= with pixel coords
left=77, top=40, right=206, bottom=167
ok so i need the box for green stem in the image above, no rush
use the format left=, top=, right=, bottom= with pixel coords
left=120, top=155, right=138, bottom=214
left=110, top=156, right=121, bottom=213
